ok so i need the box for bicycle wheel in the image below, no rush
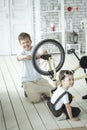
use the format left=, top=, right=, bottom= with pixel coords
left=32, top=39, right=65, bottom=76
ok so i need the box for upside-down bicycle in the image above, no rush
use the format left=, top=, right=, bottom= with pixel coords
left=32, top=39, right=87, bottom=97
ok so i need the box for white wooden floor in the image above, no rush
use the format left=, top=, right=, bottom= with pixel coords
left=0, top=55, right=87, bottom=130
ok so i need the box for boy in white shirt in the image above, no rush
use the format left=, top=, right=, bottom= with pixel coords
left=17, top=32, right=53, bottom=103
left=47, top=70, right=81, bottom=121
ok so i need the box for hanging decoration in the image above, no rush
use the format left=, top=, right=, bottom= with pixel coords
left=75, top=6, right=78, bottom=11
left=66, top=5, right=79, bottom=31
left=67, top=5, right=79, bottom=16
left=67, top=6, right=72, bottom=12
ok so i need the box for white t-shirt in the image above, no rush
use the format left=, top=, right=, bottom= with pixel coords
left=18, top=46, right=41, bottom=83
left=51, top=87, right=69, bottom=110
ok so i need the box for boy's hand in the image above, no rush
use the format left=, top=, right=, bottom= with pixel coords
left=25, top=55, right=32, bottom=60
left=35, top=55, right=41, bottom=59
left=17, top=55, right=32, bottom=61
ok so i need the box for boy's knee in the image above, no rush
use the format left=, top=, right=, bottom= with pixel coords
left=30, top=98, right=41, bottom=103
left=27, top=92, right=41, bottom=103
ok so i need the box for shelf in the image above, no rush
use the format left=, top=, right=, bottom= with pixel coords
left=42, top=10, right=60, bottom=13
left=39, top=0, right=64, bottom=47
left=42, top=31, right=61, bottom=34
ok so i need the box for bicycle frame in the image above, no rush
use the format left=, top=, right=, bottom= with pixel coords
left=47, top=52, right=87, bottom=89
left=47, top=56, right=57, bottom=88
left=72, top=64, right=87, bottom=81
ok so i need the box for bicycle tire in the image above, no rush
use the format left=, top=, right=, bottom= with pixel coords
left=32, top=39, right=65, bottom=76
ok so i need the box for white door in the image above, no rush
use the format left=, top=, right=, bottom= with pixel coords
left=10, top=0, right=34, bottom=54
left=0, top=0, right=10, bottom=55
left=0, top=0, right=34, bottom=55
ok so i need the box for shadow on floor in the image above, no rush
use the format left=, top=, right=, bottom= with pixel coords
left=60, top=127, right=87, bottom=130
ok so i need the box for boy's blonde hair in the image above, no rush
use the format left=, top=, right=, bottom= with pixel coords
left=18, top=32, right=31, bottom=43
left=59, top=70, right=73, bottom=81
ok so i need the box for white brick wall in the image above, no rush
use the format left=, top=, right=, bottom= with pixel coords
left=65, top=0, right=87, bottom=53
left=34, top=0, right=87, bottom=53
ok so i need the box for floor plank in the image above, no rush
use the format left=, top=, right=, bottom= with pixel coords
left=60, top=127, right=87, bottom=130
left=4, top=56, right=47, bottom=130
left=0, top=56, right=32, bottom=130
left=0, top=101, right=6, bottom=130
left=34, top=102, right=59, bottom=129
left=0, top=55, right=87, bottom=130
